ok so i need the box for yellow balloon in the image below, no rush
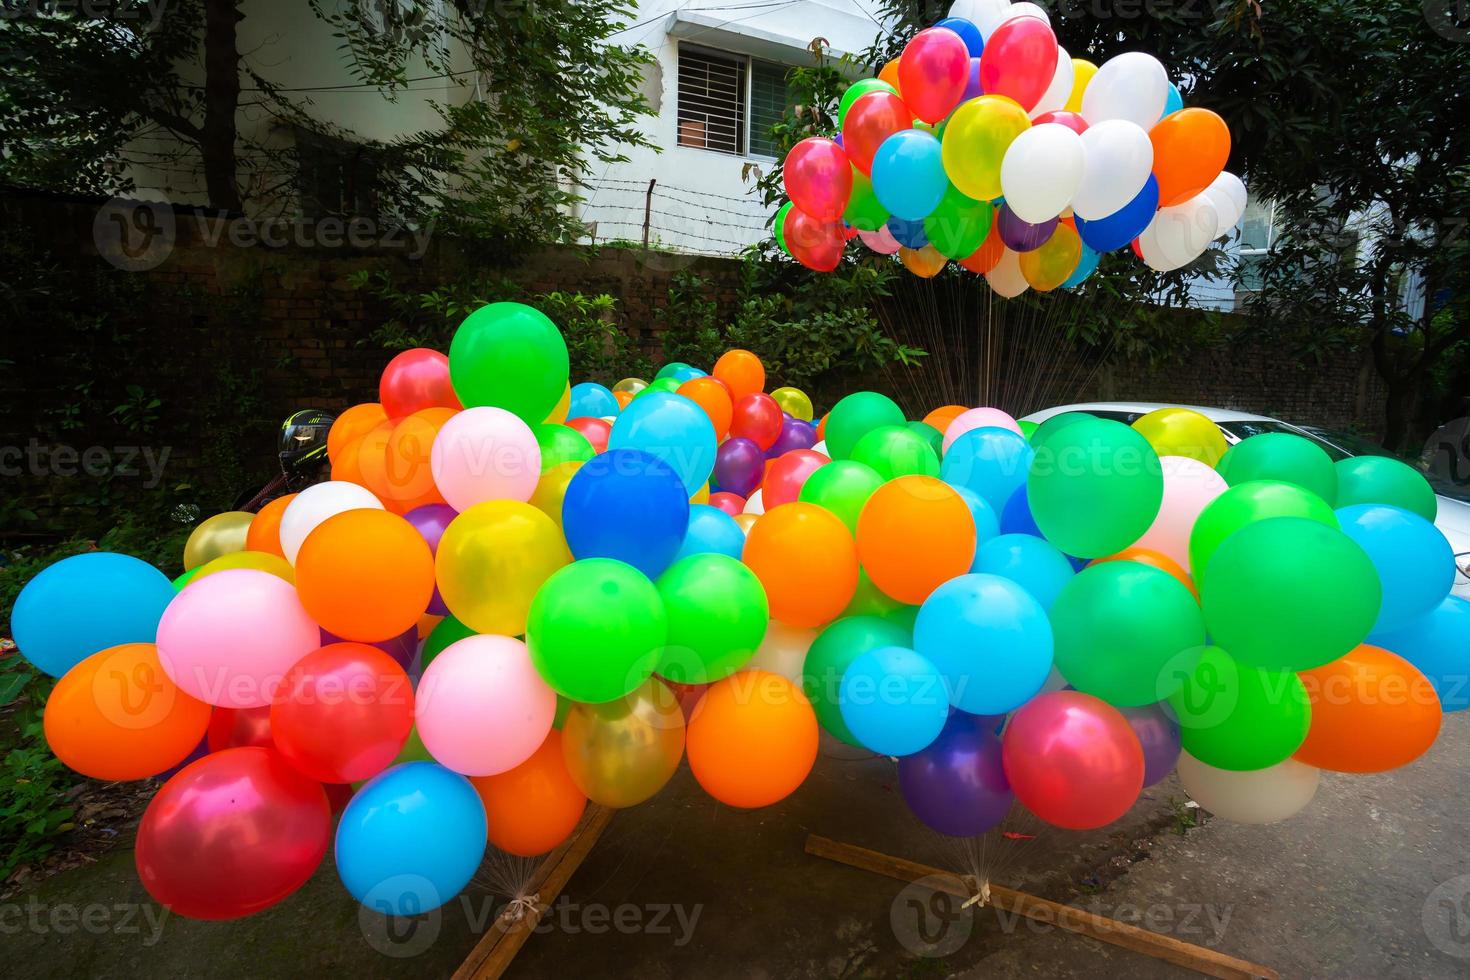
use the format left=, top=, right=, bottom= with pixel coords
left=194, top=550, right=295, bottom=584
left=770, top=387, right=814, bottom=422
left=544, top=382, right=571, bottom=424
left=436, top=500, right=571, bottom=635
left=612, top=378, right=648, bottom=395
left=734, top=513, right=759, bottom=534
left=1131, top=408, right=1229, bottom=467
left=690, top=482, right=711, bottom=505
left=181, top=511, right=253, bottom=570
left=1065, top=59, right=1098, bottom=113
left=561, top=678, right=685, bottom=808
left=1020, top=224, right=1083, bottom=292
left=901, top=244, right=947, bottom=278
left=941, top=95, right=1031, bottom=202
left=530, top=460, right=583, bottom=528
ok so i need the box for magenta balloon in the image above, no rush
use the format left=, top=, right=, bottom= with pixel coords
left=784, top=137, right=854, bottom=222
left=714, top=437, right=765, bottom=497
left=406, top=503, right=457, bottom=615
left=978, top=15, right=1059, bottom=112
left=899, top=27, right=971, bottom=123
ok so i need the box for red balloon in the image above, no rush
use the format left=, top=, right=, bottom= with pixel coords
left=785, top=208, right=846, bottom=272
left=1032, top=110, right=1088, bottom=134
left=207, top=705, right=273, bottom=752
left=978, top=16, right=1059, bottom=112
left=763, top=449, right=829, bottom=508
left=709, top=491, right=746, bottom=516
left=136, top=747, right=331, bottom=920
left=270, top=643, right=414, bottom=784
left=784, top=137, right=853, bottom=223
left=730, top=393, right=785, bottom=450
left=842, top=91, right=915, bottom=175
left=899, top=27, right=970, bottom=124
left=1001, top=691, right=1143, bottom=830
left=566, top=416, right=612, bottom=453
left=379, top=348, right=460, bottom=419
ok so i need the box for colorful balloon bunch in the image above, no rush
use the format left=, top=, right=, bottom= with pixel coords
left=775, top=0, right=1244, bottom=294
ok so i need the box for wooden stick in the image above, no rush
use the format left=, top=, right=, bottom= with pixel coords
left=805, top=834, right=1279, bottom=980
left=453, top=804, right=615, bottom=980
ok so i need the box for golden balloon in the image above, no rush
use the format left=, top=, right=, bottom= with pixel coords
left=181, top=511, right=253, bottom=571
left=560, top=678, right=685, bottom=808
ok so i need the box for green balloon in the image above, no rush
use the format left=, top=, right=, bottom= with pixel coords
left=1167, top=646, right=1310, bottom=771
left=422, top=614, right=476, bottom=669
left=883, top=602, right=920, bottom=633
left=535, top=423, right=594, bottom=471
left=172, top=567, right=200, bottom=591
left=655, top=361, right=692, bottom=380
left=1335, top=455, right=1436, bottom=521
left=924, top=186, right=993, bottom=259
left=654, top=554, right=769, bottom=683
left=1188, top=480, right=1338, bottom=583
left=637, top=377, right=680, bottom=399
left=838, top=78, right=898, bottom=127
left=850, top=424, right=940, bottom=481
left=1027, top=417, right=1163, bottom=558
left=526, top=558, right=667, bottom=703
left=843, top=567, right=907, bottom=619
left=906, top=420, right=943, bottom=458
left=1051, top=561, right=1206, bottom=706
left=843, top=168, right=890, bottom=232
left=553, top=694, right=572, bottom=730
left=802, top=615, right=912, bottom=745
left=449, top=302, right=569, bottom=422
left=774, top=202, right=793, bottom=255
left=824, top=391, right=905, bottom=459
left=1030, top=411, right=1094, bottom=450
left=800, top=460, right=885, bottom=533
left=1018, top=419, right=1038, bottom=442
left=1201, top=517, right=1381, bottom=672
left=1217, top=433, right=1337, bottom=505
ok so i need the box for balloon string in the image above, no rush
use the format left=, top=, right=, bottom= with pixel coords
left=960, top=875, right=990, bottom=909
left=500, top=892, right=542, bottom=925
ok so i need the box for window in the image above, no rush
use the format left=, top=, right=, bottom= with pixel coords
left=749, top=61, right=790, bottom=158
left=295, top=128, right=378, bottom=219
left=1235, top=197, right=1276, bottom=294
left=676, top=46, right=792, bottom=158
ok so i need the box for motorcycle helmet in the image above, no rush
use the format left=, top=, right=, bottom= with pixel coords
left=279, top=409, right=337, bottom=478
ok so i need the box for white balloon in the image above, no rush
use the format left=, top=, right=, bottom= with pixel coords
left=985, top=247, right=1029, bottom=298
left=1143, top=193, right=1221, bottom=269
left=1000, top=123, right=1086, bottom=224
left=278, top=481, right=384, bottom=564
left=747, top=620, right=816, bottom=683
left=1073, top=119, right=1153, bottom=221
left=947, top=0, right=1010, bottom=31
left=1029, top=44, right=1074, bottom=118
left=988, top=1, right=1050, bottom=35
left=1201, top=171, right=1247, bottom=237
left=1177, top=752, right=1321, bottom=825
left=812, top=439, right=829, bottom=455
left=1080, top=52, right=1168, bottom=130
left=744, top=488, right=766, bottom=515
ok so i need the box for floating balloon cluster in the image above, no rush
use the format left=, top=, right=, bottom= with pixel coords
left=774, top=0, right=1245, bottom=293
left=14, top=302, right=1464, bottom=922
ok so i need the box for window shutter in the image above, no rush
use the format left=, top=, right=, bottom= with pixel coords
left=677, top=47, right=747, bottom=155
left=748, top=61, right=790, bottom=159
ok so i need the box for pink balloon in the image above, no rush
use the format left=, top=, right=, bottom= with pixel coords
left=430, top=405, right=541, bottom=511
left=1033, top=110, right=1089, bottom=134
left=415, top=635, right=556, bottom=776
left=1129, top=455, right=1228, bottom=566
left=762, top=449, right=830, bottom=509
left=941, top=406, right=1023, bottom=453
left=784, top=137, right=853, bottom=223
left=785, top=207, right=846, bottom=272
left=899, top=27, right=971, bottom=124
left=1001, top=691, right=1144, bottom=830
left=157, top=569, right=321, bottom=708
left=379, top=348, right=460, bottom=419
left=858, top=226, right=902, bottom=254
left=979, top=16, right=1059, bottom=112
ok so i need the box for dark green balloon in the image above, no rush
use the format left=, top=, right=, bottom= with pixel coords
left=843, top=567, right=906, bottom=619
left=655, top=553, right=769, bottom=684
left=1188, top=480, right=1338, bottom=583
left=924, top=186, right=993, bottom=259
left=535, top=423, right=594, bottom=472
left=1335, top=455, right=1436, bottom=521
left=838, top=78, right=898, bottom=127
left=801, top=615, right=912, bottom=745
left=906, top=420, right=943, bottom=458
left=1028, top=417, right=1163, bottom=558
left=1029, top=411, right=1095, bottom=451
left=799, top=460, right=885, bottom=533
left=1217, top=433, right=1337, bottom=505
left=850, top=424, right=940, bottom=481
left=1167, top=646, right=1311, bottom=771
left=422, top=614, right=477, bottom=670
left=824, top=391, right=905, bottom=459
left=774, top=202, right=793, bottom=255
left=843, top=168, right=890, bottom=232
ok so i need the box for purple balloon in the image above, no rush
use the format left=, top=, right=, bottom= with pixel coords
left=1118, top=704, right=1181, bottom=787
left=156, top=732, right=210, bottom=782
left=996, top=203, right=1057, bottom=253
left=713, top=437, right=765, bottom=497
left=899, top=712, right=1013, bottom=836
left=406, top=503, right=457, bottom=616
left=319, top=626, right=418, bottom=672
left=765, top=417, right=818, bottom=458
left=961, top=57, right=983, bottom=101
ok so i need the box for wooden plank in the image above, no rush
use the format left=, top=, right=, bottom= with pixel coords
left=453, top=804, right=616, bottom=980
left=805, top=834, right=1279, bottom=980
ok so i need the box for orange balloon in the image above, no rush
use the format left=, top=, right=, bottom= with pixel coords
left=742, top=503, right=858, bottom=627
left=1090, top=546, right=1198, bottom=601
left=294, top=509, right=435, bottom=642
left=245, top=493, right=297, bottom=557
left=922, top=405, right=968, bottom=435
left=355, top=418, right=400, bottom=506
left=857, top=476, right=976, bottom=604
left=677, top=376, right=734, bottom=439
left=328, top=403, right=388, bottom=460
left=817, top=413, right=828, bottom=440
left=471, top=729, right=587, bottom=856
left=383, top=406, right=455, bottom=511
left=1150, top=107, right=1231, bottom=207
left=331, top=435, right=366, bottom=486
left=686, top=670, right=818, bottom=808
left=1295, top=645, right=1441, bottom=773
left=417, top=613, right=443, bottom=640
left=901, top=244, right=947, bottom=278
left=878, top=58, right=902, bottom=94
left=958, top=221, right=1005, bottom=274
left=612, top=390, right=634, bottom=410
left=713, top=349, right=766, bottom=400
left=43, top=643, right=211, bottom=781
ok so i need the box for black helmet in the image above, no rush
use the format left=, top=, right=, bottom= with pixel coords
left=279, top=409, right=337, bottom=477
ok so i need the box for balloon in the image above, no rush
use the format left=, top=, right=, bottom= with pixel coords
left=534, top=423, right=593, bottom=473
left=1064, top=57, right=1097, bottom=112
left=1073, top=119, right=1154, bottom=220
left=887, top=215, right=930, bottom=249
left=422, top=613, right=475, bottom=670
left=1334, top=455, right=1437, bottom=521
left=207, top=704, right=273, bottom=751
left=1019, top=222, right=1082, bottom=291
left=763, top=448, right=828, bottom=508
left=1188, top=479, right=1338, bottom=583
left=675, top=503, right=746, bottom=561
left=839, top=77, right=899, bottom=127
left=914, top=573, right=1053, bottom=714
left=687, top=670, right=818, bottom=807
left=1201, top=517, right=1381, bottom=671
left=824, top=391, right=905, bottom=459
left=428, top=406, right=539, bottom=510
left=569, top=382, right=619, bottom=419
left=959, top=221, right=1006, bottom=273
left=743, top=502, right=859, bottom=627
left=1000, top=123, right=1085, bottom=223
left=871, top=129, right=948, bottom=221
left=278, top=481, right=384, bottom=564
left=1118, top=704, right=1181, bottom=787
left=842, top=91, right=914, bottom=175
left=936, top=15, right=984, bottom=55
left=996, top=202, right=1056, bottom=252
left=335, top=761, right=486, bottom=913
left=941, top=94, right=1031, bottom=201
left=978, top=15, right=1058, bottom=111
left=708, top=490, right=745, bottom=516
left=900, top=244, right=948, bottom=277
left=941, top=428, right=1034, bottom=525
left=472, top=729, right=586, bottom=857
left=771, top=386, right=814, bottom=421
left=1060, top=243, right=1099, bottom=287
left=766, top=415, right=818, bottom=459
left=1131, top=407, right=1227, bottom=467
left=1371, top=596, right=1470, bottom=711
left=898, top=713, right=1012, bottom=836
left=1166, top=645, right=1310, bottom=771
left=1295, top=644, right=1441, bottom=773
left=562, top=448, right=690, bottom=579
left=329, top=403, right=388, bottom=460
left=416, top=635, right=555, bottom=775
left=907, top=420, right=944, bottom=460
left=712, top=438, right=764, bottom=498
left=839, top=645, right=949, bottom=756
left=566, top=416, right=612, bottom=454
left=1027, top=416, right=1163, bottom=558
left=1150, top=108, right=1230, bottom=207
left=561, top=678, right=685, bottom=807
left=436, top=500, right=570, bottom=636
left=379, top=348, right=459, bottom=418
left=676, top=376, right=735, bottom=440
left=924, top=185, right=994, bottom=259
left=1029, top=43, right=1075, bottom=118
left=182, top=511, right=253, bottom=570
left=800, top=615, right=911, bottom=745
left=747, top=618, right=818, bottom=682
left=944, top=407, right=1023, bottom=451
left=448, top=302, right=569, bottom=423
left=244, top=493, right=295, bottom=558
left=857, top=475, right=976, bottom=604
left=607, top=391, right=718, bottom=495
left=137, top=748, right=330, bottom=920
left=1080, top=52, right=1168, bottom=129
left=613, top=377, right=648, bottom=396
left=404, top=502, right=457, bottom=615
left=1137, top=192, right=1220, bottom=270
left=1091, top=545, right=1197, bottom=600
left=712, top=349, right=765, bottom=400
left=986, top=247, right=1030, bottom=297
left=295, top=509, right=434, bottom=642
left=1178, top=752, right=1319, bottom=824
left=655, top=553, right=768, bottom=684
left=858, top=224, right=903, bottom=254
left=899, top=27, right=970, bottom=123
left=971, top=532, right=1074, bottom=609
left=378, top=407, right=454, bottom=512
left=1002, top=691, right=1144, bottom=829
left=784, top=137, right=853, bottom=222
left=1337, top=504, right=1455, bottom=630
left=43, top=642, right=210, bottom=781
left=798, top=459, right=885, bottom=533
left=851, top=424, right=939, bottom=480
left=1075, top=173, right=1159, bottom=251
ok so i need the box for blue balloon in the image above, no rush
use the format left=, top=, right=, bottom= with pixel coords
left=654, top=361, right=692, bottom=380
left=607, top=391, right=717, bottom=495
left=1161, top=82, right=1183, bottom=119
left=1337, top=504, right=1455, bottom=630
left=940, top=426, right=1034, bottom=513
left=887, top=216, right=930, bottom=249
left=1371, top=596, right=1470, bottom=711
left=934, top=17, right=984, bottom=57
left=336, top=762, right=487, bottom=913
left=914, top=573, right=1053, bottom=715
left=674, top=504, right=746, bottom=561
left=952, top=486, right=1000, bottom=570
left=961, top=56, right=984, bottom=101
left=670, top=365, right=706, bottom=384
left=568, top=382, right=618, bottom=419
left=839, top=646, right=949, bottom=756
left=871, top=130, right=947, bottom=221
left=12, top=552, right=174, bottom=677
left=1061, top=244, right=1100, bottom=288
left=1000, top=485, right=1042, bottom=536
left=1076, top=174, right=1160, bottom=253
left=972, top=533, right=1075, bottom=610
left=562, top=448, right=690, bottom=578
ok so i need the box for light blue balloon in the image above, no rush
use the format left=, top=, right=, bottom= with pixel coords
left=913, top=573, right=1053, bottom=715
left=952, top=485, right=1000, bottom=570
left=839, top=646, right=949, bottom=756
left=569, top=382, right=619, bottom=419
left=670, top=365, right=706, bottom=384
left=1160, top=83, right=1183, bottom=119
left=675, top=504, right=746, bottom=561
left=1061, top=244, right=1100, bottom=288
left=12, top=552, right=175, bottom=677
left=1371, top=596, right=1470, bottom=711
left=940, top=426, right=1034, bottom=514
left=871, top=129, right=947, bottom=221
left=971, top=533, right=1075, bottom=610
left=1337, top=504, right=1455, bottom=630
left=606, top=391, right=717, bottom=495
left=654, top=361, right=692, bottom=380
left=336, top=762, right=487, bottom=914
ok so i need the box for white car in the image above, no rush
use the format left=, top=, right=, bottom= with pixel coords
left=1020, top=402, right=1470, bottom=598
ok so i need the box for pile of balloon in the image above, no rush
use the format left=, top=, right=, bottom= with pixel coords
left=773, top=0, right=1245, bottom=292
left=14, top=299, right=1466, bottom=924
